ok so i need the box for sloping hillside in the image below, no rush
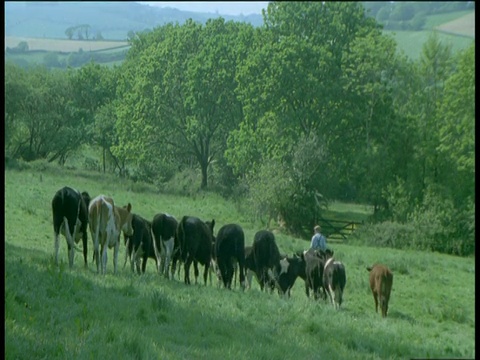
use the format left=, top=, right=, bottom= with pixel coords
left=4, top=2, right=263, bottom=40
left=435, top=12, right=475, bottom=38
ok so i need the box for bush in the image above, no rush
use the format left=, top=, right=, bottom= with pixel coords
left=162, top=168, right=201, bottom=196
left=350, top=221, right=415, bottom=249
left=4, top=157, right=31, bottom=171
left=408, top=186, right=457, bottom=253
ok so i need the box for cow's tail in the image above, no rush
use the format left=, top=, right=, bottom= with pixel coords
left=177, top=217, right=187, bottom=262
left=93, top=209, right=101, bottom=263
left=151, top=218, right=162, bottom=274
left=123, top=237, right=130, bottom=269
left=72, top=198, right=85, bottom=252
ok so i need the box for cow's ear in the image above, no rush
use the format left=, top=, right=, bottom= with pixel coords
left=127, top=203, right=132, bottom=212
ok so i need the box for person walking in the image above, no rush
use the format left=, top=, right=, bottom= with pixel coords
left=310, top=225, right=327, bottom=251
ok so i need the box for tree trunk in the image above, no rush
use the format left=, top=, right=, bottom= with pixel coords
left=200, top=160, right=208, bottom=189
left=103, top=147, right=106, bottom=173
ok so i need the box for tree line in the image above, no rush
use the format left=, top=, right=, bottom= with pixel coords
left=5, top=2, right=474, bottom=256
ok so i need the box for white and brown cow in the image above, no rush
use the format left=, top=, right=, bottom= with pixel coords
left=88, top=195, right=133, bottom=274
left=52, top=186, right=91, bottom=268
left=323, top=253, right=346, bottom=309
left=367, top=264, right=393, bottom=318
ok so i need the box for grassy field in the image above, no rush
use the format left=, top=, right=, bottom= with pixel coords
left=5, top=164, right=475, bottom=359
left=423, top=10, right=474, bottom=30
left=435, top=12, right=475, bottom=38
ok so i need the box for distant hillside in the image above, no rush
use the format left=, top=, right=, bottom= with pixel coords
left=435, top=12, right=475, bottom=38
left=4, top=1, right=264, bottom=40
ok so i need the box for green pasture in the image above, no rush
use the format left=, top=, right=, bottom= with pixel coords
left=386, top=29, right=474, bottom=60
left=5, top=164, right=475, bottom=359
left=422, top=10, right=474, bottom=30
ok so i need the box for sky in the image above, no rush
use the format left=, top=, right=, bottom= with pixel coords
left=139, top=2, right=269, bottom=16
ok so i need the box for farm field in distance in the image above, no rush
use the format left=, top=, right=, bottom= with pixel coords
left=5, top=36, right=129, bottom=52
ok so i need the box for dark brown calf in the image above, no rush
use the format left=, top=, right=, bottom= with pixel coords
left=367, top=264, right=393, bottom=318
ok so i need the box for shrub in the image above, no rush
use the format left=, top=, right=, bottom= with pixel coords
left=162, top=168, right=201, bottom=196
left=350, top=221, right=415, bottom=249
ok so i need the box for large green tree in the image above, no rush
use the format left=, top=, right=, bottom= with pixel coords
left=227, top=2, right=395, bottom=232
left=115, top=18, right=255, bottom=188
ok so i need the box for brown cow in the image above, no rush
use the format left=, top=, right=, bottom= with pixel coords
left=367, top=264, right=393, bottom=318
left=89, top=195, right=133, bottom=274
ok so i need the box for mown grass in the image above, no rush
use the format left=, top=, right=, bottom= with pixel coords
left=5, top=166, right=475, bottom=359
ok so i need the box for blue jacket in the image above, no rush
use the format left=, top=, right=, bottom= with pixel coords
left=310, top=233, right=326, bottom=251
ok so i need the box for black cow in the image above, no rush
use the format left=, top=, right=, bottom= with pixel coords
left=276, top=254, right=307, bottom=297
left=175, top=216, right=215, bottom=285
left=124, top=213, right=156, bottom=274
left=252, top=230, right=281, bottom=292
left=151, top=213, right=178, bottom=278
left=245, top=244, right=277, bottom=292
left=323, top=254, right=346, bottom=309
left=303, top=249, right=333, bottom=300
left=52, top=186, right=91, bottom=268
left=215, top=224, right=246, bottom=290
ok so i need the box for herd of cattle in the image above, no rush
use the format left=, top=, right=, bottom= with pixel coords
left=51, top=186, right=393, bottom=317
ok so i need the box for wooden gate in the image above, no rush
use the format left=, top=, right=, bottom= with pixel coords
left=318, top=218, right=363, bottom=242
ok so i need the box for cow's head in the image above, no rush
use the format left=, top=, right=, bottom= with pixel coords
left=205, top=219, right=215, bottom=237
left=121, top=203, right=134, bottom=236
left=81, top=191, right=91, bottom=208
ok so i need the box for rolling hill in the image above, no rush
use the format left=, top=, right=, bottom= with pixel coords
left=4, top=1, right=264, bottom=40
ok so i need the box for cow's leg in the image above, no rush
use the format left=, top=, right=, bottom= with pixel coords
left=328, top=284, right=336, bottom=308
left=193, top=260, right=199, bottom=285
left=54, top=232, right=60, bottom=266
left=184, top=257, right=192, bottom=285
left=63, top=218, right=75, bottom=269
left=123, top=238, right=130, bottom=270
left=373, top=291, right=379, bottom=313
left=164, top=238, right=174, bottom=278
left=92, top=223, right=101, bottom=274
left=170, top=258, right=177, bottom=279
left=203, top=262, right=210, bottom=286
left=82, top=232, right=88, bottom=268
left=113, top=238, right=120, bottom=274
left=101, top=241, right=108, bottom=275
left=238, top=261, right=246, bottom=291
left=336, top=288, right=343, bottom=309
left=152, top=235, right=162, bottom=275
left=141, top=253, right=148, bottom=274
left=131, top=242, right=142, bottom=274
left=226, top=263, right=233, bottom=289
left=233, top=262, right=238, bottom=289
left=246, top=269, right=253, bottom=290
